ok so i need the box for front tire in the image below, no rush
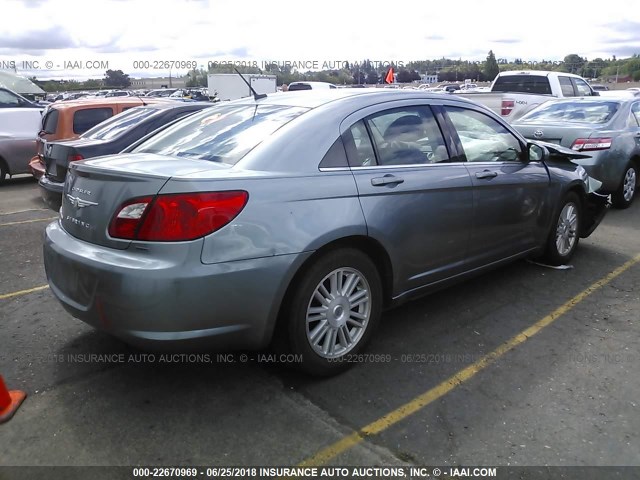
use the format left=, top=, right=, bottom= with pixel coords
left=286, top=248, right=382, bottom=376
left=542, top=192, right=581, bottom=266
left=611, top=163, right=637, bottom=209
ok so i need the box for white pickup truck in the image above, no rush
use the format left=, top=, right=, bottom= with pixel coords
left=458, top=70, right=599, bottom=122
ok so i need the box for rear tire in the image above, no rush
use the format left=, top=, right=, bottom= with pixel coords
left=611, top=163, right=637, bottom=209
left=286, top=248, right=382, bottom=376
left=542, top=192, right=581, bottom=266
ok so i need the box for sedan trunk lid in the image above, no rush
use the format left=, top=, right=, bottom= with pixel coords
left=60, top=153, right=220, bottom=249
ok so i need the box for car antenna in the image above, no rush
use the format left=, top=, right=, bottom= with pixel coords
left=234, top=68, right=267, bottom=100
left=134, top=92, right=147, bottom=106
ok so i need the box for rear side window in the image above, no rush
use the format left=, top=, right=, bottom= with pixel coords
left=42, top=108, right=59, bottom=134
left=630, top=103, right=640, bottom=127
left=558, top=76, right=575, bottom=97
left=319, top=137, right=348, bottom=168
left=73, top=108, right=113, bottom=134
left=343, top=120, right=376, bottom=167
left=492, top=75, right=552, bottom=95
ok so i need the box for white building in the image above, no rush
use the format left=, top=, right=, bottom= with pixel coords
left=421, top=73, right=439, bottom=84
left=129, top=76, right=188, bottom=89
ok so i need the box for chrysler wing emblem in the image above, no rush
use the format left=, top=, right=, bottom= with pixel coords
left=533, top=129, right=544, bottom=138
left=66, top=194, right=98, bottom=209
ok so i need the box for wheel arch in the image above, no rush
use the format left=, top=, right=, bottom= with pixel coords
left=267, top=235, right=394, bottom=348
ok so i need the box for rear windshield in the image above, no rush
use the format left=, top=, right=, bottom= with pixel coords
left=82, top=107, right=160, bottom=140
left=73, top=107, right=114, bottom=134
left=288, top=83, right=312, bottom=91
left=132, top=104, right=308, bottom=165
left=518, top=101, right=621, bottom=124
left=492, top=75, right=552, bottom=95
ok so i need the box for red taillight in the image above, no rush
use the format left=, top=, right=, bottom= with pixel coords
left=68, top=154, right=84, bottom=162
left=570, top=138, right=612, bottom=151
left=108, top=191, right=248, bottom=242
left=501, top=100, right=514, bottom=116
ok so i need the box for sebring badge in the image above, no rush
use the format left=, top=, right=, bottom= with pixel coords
left=66, top=194, right=98, bottom=208
left=533, top=129, right=544, bottom=138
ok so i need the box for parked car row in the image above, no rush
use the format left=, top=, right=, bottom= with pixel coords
left=39, top=101, right=212, bottom=209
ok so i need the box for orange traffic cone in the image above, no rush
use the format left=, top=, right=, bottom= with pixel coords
left=0, top=375, right=26, bottom=423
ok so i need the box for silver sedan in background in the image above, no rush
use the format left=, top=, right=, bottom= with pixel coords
left=513, top=96, right=640, bottom=208
left=44, top=89, right=608, bottom=376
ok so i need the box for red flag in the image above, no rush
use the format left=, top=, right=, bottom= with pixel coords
left=385, top=67, right=394, bottom=84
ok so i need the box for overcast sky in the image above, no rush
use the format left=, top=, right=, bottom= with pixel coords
left=1, top=0, right=639, bottom=80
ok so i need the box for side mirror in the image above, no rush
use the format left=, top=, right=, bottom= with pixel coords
left=592, top=90, right=600, bottom=96
left=527, top=142, right=547, bottom=162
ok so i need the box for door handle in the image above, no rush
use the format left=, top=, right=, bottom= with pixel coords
left=475, top=170, right=498, bottom=179
left=371, top=174, right=405, bottom=186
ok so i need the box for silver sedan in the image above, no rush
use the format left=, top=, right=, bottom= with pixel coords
left=44, top=89, right=608, bottom=375
left=513, top=96, right=640, bottom=208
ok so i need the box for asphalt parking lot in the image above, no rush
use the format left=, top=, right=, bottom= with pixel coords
left=1, top=176, right=639, bottom=473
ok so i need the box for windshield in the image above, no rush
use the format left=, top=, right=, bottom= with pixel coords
left=82, top=107, right=160, bottom=140
left=518, top=101, right=621, bottom=124
left=132, top=104, right=308, bottom=165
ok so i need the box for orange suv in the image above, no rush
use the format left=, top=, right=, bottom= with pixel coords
left=29, top=97, right=166, bottom=179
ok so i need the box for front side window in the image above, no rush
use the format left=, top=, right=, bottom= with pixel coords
left=445, top=107, right=522, bottom=162
left=73, top=107, right=114, bottom=134
left=573, top=78, right=594, bottom=96
left=133, top=104, right=308, bottom=165
left=558, top=76, right=575, bottom=97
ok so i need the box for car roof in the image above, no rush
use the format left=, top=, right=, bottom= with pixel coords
left=230, top=88, right=481, bottom=109
left=48, top=97, right=171, bottom=110
left=538, top=95, right=631, bottom=104
left=132, top=100, right=212, bottom=111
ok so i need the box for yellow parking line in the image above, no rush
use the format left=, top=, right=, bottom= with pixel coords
left=299, top=253, right=640, bottom=467
left=0, top=217, right=56, bottom=227
left=0, top=208, right=48, bottom=216
left=0, top=285, right=50, bottom=300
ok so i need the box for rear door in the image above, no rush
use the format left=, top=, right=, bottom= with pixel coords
left=443, top=105, right=550, bottom=267
left=342, top=101, right=474, bottom=295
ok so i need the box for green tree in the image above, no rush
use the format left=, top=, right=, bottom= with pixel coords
left=561, top=54, right=585, bottom=74
left=366, top=71, right=379, bottom=84
left=104, top=69, right=130, bottom=88
left=483, top=50, right=499, bottom=82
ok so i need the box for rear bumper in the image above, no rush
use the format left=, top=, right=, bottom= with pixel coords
left=581, top=192, right=610, bottom=238
left=39, top=175, right=64, bottom=211
left=29, top=155, right=45, bottom=180
left=43, top=221, right=309, bottom=351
